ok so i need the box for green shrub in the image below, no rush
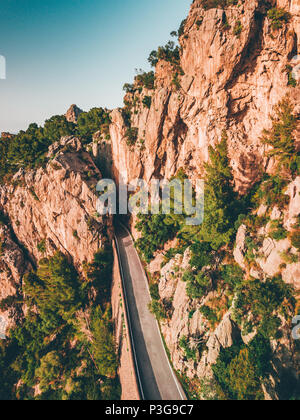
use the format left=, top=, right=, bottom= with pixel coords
left=123, top=83, right=134, bottom=94
left=136, top=213, right=180, bottom=263
left=135, top=70, right=155, bottom=90
left=90, top=307, right=118, bottom=378
left=77, top=108, right=111, bottom=141
left=198, top=132, right=239, bottom=250
left=269, top=221, right=288, bottom=241
left=199, top=306, right=218, bottom=325
left=186, top=271, right=211, bottom=300
left=84, top=247, right=113, bottom=304
left=267, top=8, right=291, bottom=30
left=24, top=252, right=82, bottom=323
left=43, top=115, right=75, bottom=143
left=286, top=65, right=297, bottom=87
left=201, top=0, right=238, bottom=10
left=178, top=19, right=187, bottom=37
left=281, top=250, right=298, bottom=264
left=221, top=264, right=244, bottom=290
left=179, top=336, right=197, bottom=361
left=6, top=124, right=51, bottom=174
left=0, top=246, right=120, bottom=400
left=171, top=72, right=181, bottom=91
left=233, top=20, right=243, bottom=37
left=212, top=334, right=271, bottom=400
left=189, top=242, right=213, bottom=270
left=254, top=175, right=290, bottom=209
left=72, top=230, right=79, bottom=240
left=189, top=309, right=196, bottom=319
left=35, top=351, right=61, bottom=392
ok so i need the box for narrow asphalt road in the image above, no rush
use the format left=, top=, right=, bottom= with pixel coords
left=114, top=223, right=186, bottom=401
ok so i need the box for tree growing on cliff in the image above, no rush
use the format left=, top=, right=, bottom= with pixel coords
left=199, top=132, right=238, bottom=250
left=7, top=123, right=50, bottom=171
left=262, top=100, right=299, bottom=175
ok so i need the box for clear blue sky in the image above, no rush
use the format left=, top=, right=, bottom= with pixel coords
left=0, top=0, right=191, bottom=133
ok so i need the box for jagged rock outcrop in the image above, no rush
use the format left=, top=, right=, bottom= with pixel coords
left=102, top=0, right=300, bottom=399
left=0, top=137, right=112, bottom=273
left=65, top=104, right=83, bottom=124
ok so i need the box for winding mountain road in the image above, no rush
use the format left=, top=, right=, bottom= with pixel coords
left=114, top=223, right=186, bottom=401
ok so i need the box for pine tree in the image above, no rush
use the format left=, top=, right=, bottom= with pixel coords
left=199, top=132, right=238, bottom=249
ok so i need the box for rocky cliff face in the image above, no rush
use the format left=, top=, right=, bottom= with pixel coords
left=109, top=0, right=300, bottom=194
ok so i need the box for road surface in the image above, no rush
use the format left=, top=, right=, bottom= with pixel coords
left=114, top=223, right=186, bottom=401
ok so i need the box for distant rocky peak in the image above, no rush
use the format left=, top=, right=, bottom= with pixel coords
left=65, top=104, right=83, bottom=124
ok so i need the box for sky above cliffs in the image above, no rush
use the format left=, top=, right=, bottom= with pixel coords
left=0, top=0, right=191, bottom=133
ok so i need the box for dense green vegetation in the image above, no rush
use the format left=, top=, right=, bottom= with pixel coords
left=123, top=70, right=155, bottom=94
left=89, top=307, right=118, bottom=378
left=135, top=70, right=155, bottom=90
left=200, top=0, right=239, bottom=10
left=0, top=248, right=120, bottom=400
left=134, top=97, right=299, bottom=400
left=136, top=213, right=181, bottom=263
